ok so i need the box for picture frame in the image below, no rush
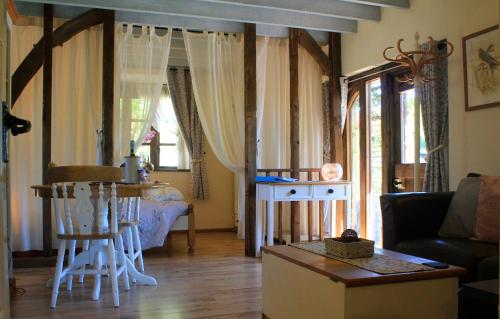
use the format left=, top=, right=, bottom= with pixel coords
left=462, top=25, right=500, bottom=112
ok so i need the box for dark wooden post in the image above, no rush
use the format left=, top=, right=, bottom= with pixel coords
left=329, top=33, right=342, bottom=168
left=102, top=10, right=115, bottom=166
left=244, top=23, right=257, bottom=257
left=42, top=4, right=53, bottom=257
left=380, top=73, right=393, bottom=194
left=329, top=32, right=345, bottom=235
left=289, top=28, right=300, bottom=243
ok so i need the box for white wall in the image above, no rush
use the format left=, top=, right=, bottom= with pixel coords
left=342, top=0, right=500, bottom=189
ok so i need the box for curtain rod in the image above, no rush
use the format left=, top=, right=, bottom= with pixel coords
left=347, top=64, right=406, bottom=84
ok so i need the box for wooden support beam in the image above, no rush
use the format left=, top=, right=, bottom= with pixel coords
left=329, top=32, right=342, bottom=164
left=7, top=0, right=20, bottom=23
left=244, top=23, right=257, bottom=257
left=380, top=73, right=393, bottom=194
left=102, top=10, right=115, bottom=165
left=329, top=32, right=345, bottom=236
left=11, top=9, right=104, bottom=106
left=297, top=29, right=331, bottom=77
left=289, top=28, right=300, bottom=243
left=42, top=4, right=53, bottom=257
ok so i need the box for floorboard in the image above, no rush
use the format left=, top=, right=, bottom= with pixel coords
left=10, top=232, right=262, bottom=319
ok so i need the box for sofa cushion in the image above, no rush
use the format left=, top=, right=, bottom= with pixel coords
left=474, top=175, right=500, bottom=243
left=438, top=177, right=480, bottom=239
left=477, top=256, right=499, bottom=281
left=395, top=238, right=498, bottom=282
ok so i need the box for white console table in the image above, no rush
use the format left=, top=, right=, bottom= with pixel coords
left=256, top=181, right=351, bottom=257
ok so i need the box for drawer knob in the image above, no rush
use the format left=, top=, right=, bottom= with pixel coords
left=290, top=189, right=297, bottom=195
left=328, top=189, right=334, bottom=194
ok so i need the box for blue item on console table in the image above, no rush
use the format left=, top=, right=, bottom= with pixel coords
left=255, top=176, right=297, bottom=183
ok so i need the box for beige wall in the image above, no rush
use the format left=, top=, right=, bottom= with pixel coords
left=0, top=1, right=10, bottom=317
left=342, top=0, right=500, bottom=189
left=149, top=139, right=235, bottom=230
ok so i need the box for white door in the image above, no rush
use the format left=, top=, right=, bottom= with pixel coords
left=0, top=0, right=10, bottom=318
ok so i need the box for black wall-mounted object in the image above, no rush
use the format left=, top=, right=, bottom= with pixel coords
left=2, top=101, right=32, bottom=162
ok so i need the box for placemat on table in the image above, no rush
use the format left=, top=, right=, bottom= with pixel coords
left=290, top=241, right=434, bottom=274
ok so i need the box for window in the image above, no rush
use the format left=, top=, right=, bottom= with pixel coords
left=345, top=78, right=384, bottom=247
left=348, top=95, right=361, bottom=234
left=400, top=88, right=427, bottom=164
left=366, top=79, right=383, bottom=246
left=137, top=93, right=190, bottom=171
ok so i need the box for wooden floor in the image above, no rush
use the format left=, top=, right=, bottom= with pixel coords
left=10, top=232, right=262, bottom=319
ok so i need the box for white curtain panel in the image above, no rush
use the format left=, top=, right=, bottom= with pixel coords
left=340, top=76, right=349, bottom=133
left=256, top=37, right=325, bottom=242
left=183, top=30, right=246, bottom=238
left=184, top=31, right=323, bottom=240
left=152, top=87, right=190, bottom=169
left=255, top=37, right=291, bottom=244
left=298, top=46, right=324, bottom=238
left=9, top=25, right=102, bottom=251
left=114, top=25, right=172, bottom=165
left=256, top=37, right=290, bottom=169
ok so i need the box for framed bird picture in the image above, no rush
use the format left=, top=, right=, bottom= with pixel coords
left=463, top=25, right=500, bottom=111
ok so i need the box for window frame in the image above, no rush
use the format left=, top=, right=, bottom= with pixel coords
left=141, top=127, right=191, bottom=172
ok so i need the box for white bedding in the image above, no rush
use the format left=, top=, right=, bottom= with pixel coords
left=122, top=199, right=188, bottom=250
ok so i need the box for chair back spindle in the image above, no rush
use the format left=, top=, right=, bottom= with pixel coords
left=134, top=197, right=141, bottom=221
left=97, top=183, right=105, bottom=234
left=126, top=198, right=133, bottom=222
left=111, top=183, right=119, bottom=233
left=51, top=184, right=66, bottom=235
left=61, top=184, right=74, bottom=235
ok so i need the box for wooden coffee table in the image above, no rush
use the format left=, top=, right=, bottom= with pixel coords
left=262, top=245, right=466, bottom=319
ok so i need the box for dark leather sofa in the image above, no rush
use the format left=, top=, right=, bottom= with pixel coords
left=380, top=192, right=499, bottom=283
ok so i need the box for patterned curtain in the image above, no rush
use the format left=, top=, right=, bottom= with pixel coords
left=322, top=80, right=331, bottom=164
left=419, top=41, right=449, bottom=192
left=167, top=67, right=209, bottom=200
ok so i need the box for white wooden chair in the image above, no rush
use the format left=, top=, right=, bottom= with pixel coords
left=120, top=197, right=145, bottom=277
left=48, top=166, right=130, bottom=308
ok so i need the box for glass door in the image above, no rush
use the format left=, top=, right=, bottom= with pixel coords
left=366, top=79, right=383, bottom=246
left=347, top=95, right=361, bottom=234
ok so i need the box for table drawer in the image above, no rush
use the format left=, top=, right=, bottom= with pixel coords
left=274, top=185, right=312, bottom=200
left=313, top=184, right=348, bottom=199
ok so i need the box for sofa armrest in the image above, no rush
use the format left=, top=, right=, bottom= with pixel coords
left=380, top=192, right=454, bottom=250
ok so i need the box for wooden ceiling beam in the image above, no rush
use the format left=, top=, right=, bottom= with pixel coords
left=195, top=0, right=381, bottom=21
left=15, top=0, right=357, bottom=33
left=340, top=0, right=409, bottom=8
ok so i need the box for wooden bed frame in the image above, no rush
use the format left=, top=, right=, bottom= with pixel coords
left=163, top=203, right=195, bottom=254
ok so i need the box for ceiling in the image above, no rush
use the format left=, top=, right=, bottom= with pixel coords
left=14, top=0, right=410, bottom=42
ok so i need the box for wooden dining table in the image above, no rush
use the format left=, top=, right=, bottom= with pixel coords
left=31, top=182, right=170, bottom=286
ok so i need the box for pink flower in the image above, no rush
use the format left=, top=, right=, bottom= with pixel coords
left=143, top=130, right=157, bottom=143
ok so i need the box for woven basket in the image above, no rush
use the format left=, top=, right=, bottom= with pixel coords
left=324, top=238, right=374, bottom=259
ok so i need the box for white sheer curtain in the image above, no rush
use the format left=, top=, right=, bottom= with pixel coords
left=152, top=87, right=190, bottom=169
left=185, top=31, right=324, bottom=240
left=298, top=46, right=324, bottom=237
left=255, top=37, right=290, bottom=244
left=256, top=38, right=323, bottom=242
left=9, top=25, right=102, bottom=251
left=183, top=30, right=246, bottom=238
left=114, top=25, right=172, bottom=165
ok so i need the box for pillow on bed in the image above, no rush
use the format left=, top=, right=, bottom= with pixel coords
left=144, top=186, right=185, bottom=202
